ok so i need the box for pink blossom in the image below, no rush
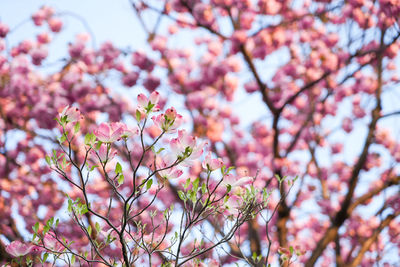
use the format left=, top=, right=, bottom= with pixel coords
left=98, top=41, right=120, bottom=63
left=68, top=41, right=85, bottom=58
left=202, top=152, right=223, bottom=171
left=37, top=32, right=51, bottom=44
left=41, top=6, right=55, bottom=19
left=223, top=194, right=242, bottom=216
left=170, top=130, right=205, bottom=166
left=59, top=106, right=82, bottom=123
left=122, top=71, right=139, bottom=87
left=0, top=22, right=9, bottom=38
left=342, top=117, right=353, bottom=133
left=193, top=3, right=215, bottom=26
left=32, top=9, right=46, bottom=26
left=244, top=81, right=259, bottom=93
left=206, top=117, right=224, bottom=142
left=94, top=122, right=126, bottom=143
left=143, top=75, right=160, bottom=92
left=43, top=234, right=64, bottom=252
left=30, top=47, right=48, bottom=65
left=137, top=91, right=160, bottom=114
left=48, top=18, right=63, bottom=33
left=222, top=174, right=253, bottom=192
left=157, top=155, right=183, bottom=179
left=131, top=51, right=155, bottom=71
left=259, top=0, right=282, bottom=15
left=331, top=143, right=343, bottom=154
left=150, top=36, right=167, bottom=52
left=17, top=40, right=34, bottom=55
left=122, top=125, right=139, bottom=139
left=6, top=241, right=37, bottom=257
left=151, top=107, right=183, bottom=133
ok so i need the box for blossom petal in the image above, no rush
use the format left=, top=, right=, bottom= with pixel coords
left=94, top=123, right=111, bottom=142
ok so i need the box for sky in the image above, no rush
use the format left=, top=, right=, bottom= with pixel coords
left=1, top=0, right=144, bottom=48
left=0, top=0, right=271, bottom=126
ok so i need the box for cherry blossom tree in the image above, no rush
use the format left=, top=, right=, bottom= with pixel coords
left=1, top=0, right=400, bottom=266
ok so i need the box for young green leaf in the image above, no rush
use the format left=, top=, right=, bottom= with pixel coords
left=136, top=109, right=142, bottom=122
left=71, top=254, right=76, bottom=265
left=95, top=222, right=101, bottom=233
left=115, top=162, right=122, bottom=174
left=178, top=191, right=186, bottom=201
left=33, top=222, right=39, bottom=233
left=146, top=179, right=153, bottom=190
left=184, top=178, right=191, bottom=190
left=74, top=121, right=80, bottom=133
left=87, top=225, right=92, bottom=236
left=118, top=174, right=124, bottom=185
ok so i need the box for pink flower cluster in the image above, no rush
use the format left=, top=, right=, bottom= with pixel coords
left=5, top=241, right=40, bottom=258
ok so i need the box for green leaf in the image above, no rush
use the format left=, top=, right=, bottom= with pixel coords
left=74, top=122, right=80, bottom=133
left=224, top=195, right=230, bottom=203
left=184, top=146, right=191, bottom=155
left=252, top=252, right=257, bottom=261
left=45, top=156, right=51, bottom=165
left=95, top=141, right=102, bottom=150
left=54, top=117, right=61, bottom=126
left=33, top=222, right=39, bottom=233
left=59, top=133, right=67, bottom=143
left=47, top=217, right=54, bottom=227
left=62, top=157, right=67, bottom=169
left=201, top=183, right=207, bottom=194
left=90, top=165, right=98, bottom=172
left=289, top=246, right=294, bottom=255
left=189, top=190, right=197, bottom=203
left=193, top=178, right=200, bottom=192
left=146, top=179, right=153, bottom=190
left=178, top=191, right=186, bottom=201
left=146, top=103, right=155, bottom=113
left=43, top=252, right=49, bottom=262
left=60, top=115, right=67, bottom=124
left=156, top=147, right=165, bottom=154
left=67, top=199, right=73, bottom=213
left=71, top=254, right=76, bottom=265
left=221, top=165, right=226, bottom=175
left=136, top=109, right=142, bottom=122
left=95, top=222, right=101, bottom=233
left=81, top=204, right=88, bottom=215
left=84, top=133, right=93, bottom=145
left=163, top=207, right=169, bottom=218
left=275, top=174, right=282, bottom=183
left=227, top=166, right=235, bottom=173
left=184, top=178, right=191, bottom=190
left=115, top=162, right=122, bottom=174
left=87, top=225, right=92, bottom=236
left=118, top=174, right=124, bottom=185
left=226, top=184, right=232, bottom=193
